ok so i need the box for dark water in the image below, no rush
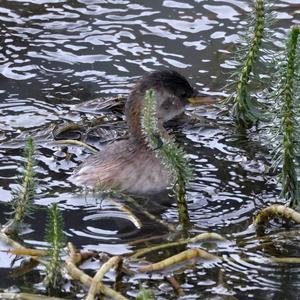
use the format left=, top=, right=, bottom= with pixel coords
left=0, top=0, right=300, bottom=299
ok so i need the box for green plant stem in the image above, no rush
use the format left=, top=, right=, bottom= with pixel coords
left=232, top=0, right=265, bottom=127
left=176, top=174, right=190, bottom=228
left=44, top=204, right=65, bottom=291
left=2, top=137, right=36, bottom=235
left=15, top=138, right=35, bottom=223
left=142, top=90, right=192, bottom=229
left=281, top=26, right=300, bottom=208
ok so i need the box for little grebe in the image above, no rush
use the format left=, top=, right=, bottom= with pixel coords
left=72, top=70, right=197, bottom=194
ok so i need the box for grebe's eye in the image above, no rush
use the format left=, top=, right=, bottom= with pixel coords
left=178, top=90, right=189, bottom=99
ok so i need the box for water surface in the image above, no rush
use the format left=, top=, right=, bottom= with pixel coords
left=0, top=0, right=300, bottom=299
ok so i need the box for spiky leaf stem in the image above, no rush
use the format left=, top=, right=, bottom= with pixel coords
left=3, top=137, right=36, bottom=234
left=280, top=26, right=300, bottom=209
left=44, top=203, right=65, bottom=292
left=232, top=0, right=265, bottom=127
left=15, top=137, right=35, bottom=222
left=142, top=89, right=192, bottom=228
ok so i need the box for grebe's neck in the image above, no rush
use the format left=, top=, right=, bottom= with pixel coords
left=125, top=87, right=171, bottom=145
left=125, top=87, right=144, bottom=142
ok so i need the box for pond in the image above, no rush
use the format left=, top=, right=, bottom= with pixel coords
left=0, top=0, right=300, bottom=299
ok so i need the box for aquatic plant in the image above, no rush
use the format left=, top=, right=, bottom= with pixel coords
left=141, top=89, right=193, bottom=228
left=269, top=26, right=300, bottom=209
left=226, top=0, right=268, bottom=127
left=279, top=27, right=300, bottom=209
left=44, top=203, right=66, bottom=292
left=3, top=137, right=36, bottom=234
left=136, top=286, right=155, bottom=300
left=254, top=27, right=300, bottom=227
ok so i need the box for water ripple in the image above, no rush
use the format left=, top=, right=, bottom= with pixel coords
left=0, top=0, right=299, bottom=298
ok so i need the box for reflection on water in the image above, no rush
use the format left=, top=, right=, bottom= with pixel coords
left=0, top=0, right=300, bottom=298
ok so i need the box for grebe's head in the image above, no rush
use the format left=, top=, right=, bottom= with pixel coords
left=126, top=69, right=197, bottom=139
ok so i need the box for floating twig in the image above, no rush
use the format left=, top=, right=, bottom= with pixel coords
left=188, top=95, right=219, bottom=106
left=0, top=293, right=65, bottom=300
left=254, top=204, right=300, bottom=225
left=271, top=257, right=300, bottom=263
left=65, top=243, right=128, bottom=300
left=0, top=231, right=25, bottom=249
left=4, top=248, right=47, bottom=257
left=138, top=248, right=219, bottom=273
left=86, top=256, right=122, bottom=300
left=165, top=276, right=185, bottom=297
left=131, top=232, right=224, bottom=259
left=10, top=259, right=40, bottom=278
left=53, top=139, right=99, bottom=153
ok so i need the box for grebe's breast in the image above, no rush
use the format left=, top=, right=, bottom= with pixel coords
left=72, top=140, right=170, bottom=194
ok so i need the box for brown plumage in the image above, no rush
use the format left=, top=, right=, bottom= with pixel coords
left=72, top=69, right=196, bottom=194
